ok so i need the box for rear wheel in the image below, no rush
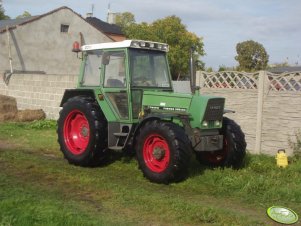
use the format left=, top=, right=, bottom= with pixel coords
left=135, top=120, right=191, bottom=184
left=57, top=96, right=108, bottom=166
left=195, top=117, right=246, bottom=168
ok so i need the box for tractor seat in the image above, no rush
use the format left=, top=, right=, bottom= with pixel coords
left=106, top=79, right=124, bottom=87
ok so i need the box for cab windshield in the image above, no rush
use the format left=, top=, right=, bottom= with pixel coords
left=129, top=49, right=172, bottom=88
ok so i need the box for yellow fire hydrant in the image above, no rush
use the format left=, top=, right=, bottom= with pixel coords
left=276, top=149, right=288, bottom=168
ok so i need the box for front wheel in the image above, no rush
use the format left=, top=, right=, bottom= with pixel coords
left=57, top=96, right=108, bottom=166
left=135, top=120, right=192, bottom=184
left=195, top=117, right=246, bottom=168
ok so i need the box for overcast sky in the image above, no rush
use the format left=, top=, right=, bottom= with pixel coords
left=3, top=0, right=301, bottom=69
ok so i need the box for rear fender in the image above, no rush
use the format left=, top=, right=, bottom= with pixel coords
left=60, top=89, right=95, bottom=107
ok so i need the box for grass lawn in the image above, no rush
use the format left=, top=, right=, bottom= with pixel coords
left=0, top=120, right=300, bottom=226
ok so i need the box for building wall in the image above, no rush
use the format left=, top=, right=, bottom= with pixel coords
left=0, top=8, right=112, bottom=75
left=0, top=8, right=113, bottom=119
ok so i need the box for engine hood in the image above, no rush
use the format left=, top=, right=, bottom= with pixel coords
left=142, top=91, right=192, bottom=113
left=142, top=91, right=225, bottom=129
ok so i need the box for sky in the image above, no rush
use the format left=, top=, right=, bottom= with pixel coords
left=2, top=0, right=301, bottom=70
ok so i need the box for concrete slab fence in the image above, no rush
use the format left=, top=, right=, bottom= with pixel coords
left=196, top=70, right=301, bottom=156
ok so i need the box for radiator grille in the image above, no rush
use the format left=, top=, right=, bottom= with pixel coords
left=203, top=98, right=225, bottom=121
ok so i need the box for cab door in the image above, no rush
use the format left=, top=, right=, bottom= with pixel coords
left=101, top=50, right=131, bottom=122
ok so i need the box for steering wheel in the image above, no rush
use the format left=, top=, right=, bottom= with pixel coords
left=134, top=76, right=153, bottom=86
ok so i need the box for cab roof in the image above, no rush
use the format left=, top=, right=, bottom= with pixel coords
left=81, top=40, right=169, bottom=52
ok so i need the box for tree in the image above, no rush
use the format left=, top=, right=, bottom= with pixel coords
left=0, top=0, right=10, bottom=20
left=115, top=12, right=135, bottom=30
left=218, top=65, right=236, bottom=71
left=16, top=11, right=31, bottom=19
left=122, top=15, right=205, bottom=80
left=235, top=40, right=269, bottom=72
left=206, top=67, right=213, bottom=72
left=218, top=65, right=226, bottom=72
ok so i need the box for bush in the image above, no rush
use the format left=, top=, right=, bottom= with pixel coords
left=25, top=120, right=57, bottom=130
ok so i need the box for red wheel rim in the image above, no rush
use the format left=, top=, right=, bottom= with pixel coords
left=63, top=110, right=90, bottom=155
left=143, top=134, right=170, bottom=173
left=203, top=139, right=228, bottom=164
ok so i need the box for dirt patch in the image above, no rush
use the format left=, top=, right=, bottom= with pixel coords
left=0, top=94, right=45, bottom=122
left=0, top=139, right=16, bottom=151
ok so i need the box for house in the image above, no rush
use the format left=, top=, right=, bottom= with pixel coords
left=0, top=6, right=117, bottom=119
left=268, top=66, right=301, bottom=74
left=86, top=16, right=125, bottom=41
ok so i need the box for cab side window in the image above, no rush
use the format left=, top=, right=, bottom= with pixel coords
left=82, top=50, right=102, bottom=86
left=104, top=51, right=126, bottom=87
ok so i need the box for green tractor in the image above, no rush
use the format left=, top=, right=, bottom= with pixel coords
left=57, top=40, right=246, bottom=184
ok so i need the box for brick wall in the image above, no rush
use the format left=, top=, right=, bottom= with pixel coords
left=0, top=78, right=190, bottom=119
left=0, top=73, right=77, bottom=119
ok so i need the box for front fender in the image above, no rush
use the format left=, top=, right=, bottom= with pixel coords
left=131, top=112, right=190, bottom=148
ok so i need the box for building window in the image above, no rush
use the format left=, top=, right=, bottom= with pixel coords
left=60, top=24, right=69, bottom=33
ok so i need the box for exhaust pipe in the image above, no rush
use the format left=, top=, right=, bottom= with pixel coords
left=190, top=46, right=196, bottom=94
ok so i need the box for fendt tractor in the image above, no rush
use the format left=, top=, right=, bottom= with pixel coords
left=57, top=40, right=246, bottom=184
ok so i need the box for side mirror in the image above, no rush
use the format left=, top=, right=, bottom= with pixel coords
left=102, top=52, right=110, bottom=65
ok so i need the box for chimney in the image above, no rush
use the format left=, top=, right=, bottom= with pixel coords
left=107, top=12, right=116, bottom=24
left=86, top=13, right=93, bottom=18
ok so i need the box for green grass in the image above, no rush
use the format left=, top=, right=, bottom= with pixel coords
left=0, top=120, right=300, bottom=226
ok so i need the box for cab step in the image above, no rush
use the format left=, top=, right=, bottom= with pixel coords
left=108, top=146, right=123, bottom=151
left=113, top=132, right=128, bottom=137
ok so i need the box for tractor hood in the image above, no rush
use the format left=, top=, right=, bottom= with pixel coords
left=142, top=91, right=192, bottom=113
left=142, top=91, right=225, bottom=129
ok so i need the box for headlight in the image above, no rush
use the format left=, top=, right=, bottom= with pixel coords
left=202, top=121, right=208, bottom=127
left=214, top=120, right=221, bottom=126
left=130, top=40, right=169, bottom=52
left=131, top=41, right=139, bottom=47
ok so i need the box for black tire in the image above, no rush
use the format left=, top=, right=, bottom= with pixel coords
left=195, top=117, right=246, bottom=168
left=57, top=96, right=108, bottom=166
left=135, top=120, right=192, bottom=184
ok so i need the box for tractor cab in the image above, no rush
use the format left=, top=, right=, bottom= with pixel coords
left=78, top=40, right=172, bottom=122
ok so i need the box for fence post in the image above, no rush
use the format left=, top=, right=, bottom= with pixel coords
left=196, top=71, right=200, bottom=87
left=197, top=71, right=206, bottom=88
left=255, top=70, right=266, bottom=154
